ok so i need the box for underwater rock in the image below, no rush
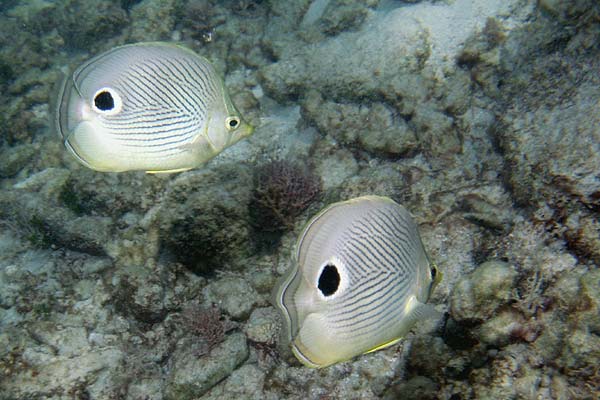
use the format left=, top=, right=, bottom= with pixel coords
left=111, top=264, right=181, bottom=325
left=1, top=0, right=598, bottom=398
left=497, top=71, right=600, bottom=262
left=406, top=335, right=453, bottom=378
left=111, top=276, right=167, bottom=324
left=261, top=5, right=501, bottom=159
left=1, top=168, right=113, bottom=255
left=203, top=276, right=260, bottom=321
left=383, top=376, right=439, bottom=400
left=301, top=90, right=418, bottom=157
left=3, top=346, right=124, bottom=398
left=262, top=0, right=526, bottom=99
left=300, top=0, right=333, bottom=29
left=129, top=0, right=177, bottom=42
left=217, top=5, right=272, bottom=71
left=31, top=323, right=90, bottom=357
left=54, top=0, right=128, bottom=50
left=318, top=0, right=378, bottom=35
left=562, top=327, right=600, bottom=371
left=0, top=144, right=36, bottom=178
left=249, top=159, right=322, bottom=232
left=476, top=308, right=528, bottom=347
left=57, top=169, right=161, bottom=218
left=11, top=167, right=70, bottom=196
left=265, top=352, right=400, bottom=399
left=204, top=363, right=268, bottom=400
left=0, top=248, right=130, bottom=398
left=0, top=5, right=59, bottom=81
left=468, top=344, right=534, bottom=399
left=546, top=268, right=600, bottom=370
left=165, top=331, right=249, bottom=399
left=180, top=0, right=222, bottom=42
left=538, top=0, right=597, bottom=23
left=458, top=193, right=514, bottom=232
left=563, top=213, right=600, bottom=263
left=260, top=10, right=427, bottom=102
left=410, top=103, right=461, bottom=156
left=244, top=307, right=280, bottom=344
left=330, top=162, right=415, bottom=207
left=244, top=256, right=279, bottom=295
left=313, top=146, right=359, bottom=191
left=159, top=163, right=254, bottom=275
left=478, top=4, right=600, bottom=263
left=300, top=0, right=379, bottom=41
left=579, top=268, right=600, bottom=333
left=450, top=261, right=517, bottom=322
left=179, top=304, right=234, bottom=354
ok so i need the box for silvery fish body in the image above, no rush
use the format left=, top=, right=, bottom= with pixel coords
left=55, top=42, right=253, bottom=173
left=274, top=195, right=441, bottom=368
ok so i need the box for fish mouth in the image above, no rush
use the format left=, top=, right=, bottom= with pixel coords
left=240, top=121, right=254, bottom=138
left=228, top=122, right=254, bottom=145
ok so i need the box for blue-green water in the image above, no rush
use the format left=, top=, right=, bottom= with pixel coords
left=0, top=1, right=598, bottom=399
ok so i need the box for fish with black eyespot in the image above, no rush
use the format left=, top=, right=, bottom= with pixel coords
left=273, top=195, right=442, bottom=368
left=55, top=42, right=253, bottom=173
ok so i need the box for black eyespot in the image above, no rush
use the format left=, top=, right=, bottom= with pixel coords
left=94, top=90, right=115, bottom=111
left=431, top=266, right=437, bottom=279
left=318, top=264, right=340, bottom=297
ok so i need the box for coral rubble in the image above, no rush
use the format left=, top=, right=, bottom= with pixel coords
left=0, top=0, right=598, bottom=399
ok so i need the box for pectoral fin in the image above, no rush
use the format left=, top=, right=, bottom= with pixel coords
left=363, top=300, right=441, bottom=355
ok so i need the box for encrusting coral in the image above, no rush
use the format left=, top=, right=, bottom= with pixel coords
left=180, top=304, right=237, bottom=356
left=249, top=160, right=322, bottom=232
left=0, top=0, right=598, bottom=399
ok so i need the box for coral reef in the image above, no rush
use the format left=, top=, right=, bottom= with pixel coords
left=460, top=1, right=600, bottom=265
left=249, top=160, right=322, bottom=232
left=165, top=332, right=249, bottom=399
left=180, top=304, right=237, bottom=356
left=0, top=0, right=598, bottom=399
left=158, top=164, right=255, bottom=275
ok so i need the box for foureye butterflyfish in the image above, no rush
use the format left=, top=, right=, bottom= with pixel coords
left=274, top=195, right=441, bottom=368
left=55, top=42, right=253, bottom=173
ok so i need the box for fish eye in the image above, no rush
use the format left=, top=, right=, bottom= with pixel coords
left=92, top=87, right=122, bottom=115
left=225, top=116, right=240, bottom=131
left=318, top=264, right=340, bottom=297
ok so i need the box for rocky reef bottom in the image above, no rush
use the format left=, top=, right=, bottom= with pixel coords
left=0, top=0, right=599, bottom=398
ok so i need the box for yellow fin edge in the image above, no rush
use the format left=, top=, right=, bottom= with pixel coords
left=145, top=167, right=192, bottom=174
left=364, top=337, right=404, bottom=354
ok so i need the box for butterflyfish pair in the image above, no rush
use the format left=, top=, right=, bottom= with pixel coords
left=55, top=44, right=440, bottom=370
